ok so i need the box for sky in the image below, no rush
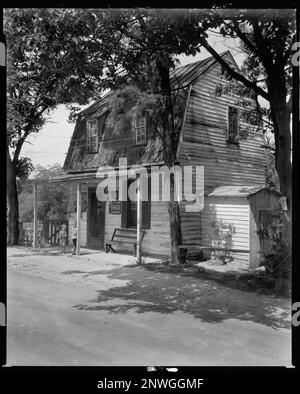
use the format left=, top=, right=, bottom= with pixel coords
left=22, top=32, right=245, bottom=170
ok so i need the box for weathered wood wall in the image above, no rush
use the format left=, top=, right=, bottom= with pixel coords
left=67, top=183, right=171, bottom=256
left=64, top=53, right=267, bottom=260
left=177, top=55, right=266, bottom=191
left=177, top=55, right=266, bottom=258
left=200, top=196, right=250, bottom=263
left=249, top=190, right=279, bottom=268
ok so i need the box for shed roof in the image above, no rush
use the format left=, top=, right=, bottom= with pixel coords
left=207, top=185, right=277, bottom=198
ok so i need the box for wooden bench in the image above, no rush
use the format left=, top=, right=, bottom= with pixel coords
left=106, top=228, right=146, bottom=256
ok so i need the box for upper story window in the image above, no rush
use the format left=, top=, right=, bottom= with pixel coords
left=87, top=119, right=98, bottom=153
left=134, top=114, right=147, bottom=145
left=227, top=106, right=239, bottom=144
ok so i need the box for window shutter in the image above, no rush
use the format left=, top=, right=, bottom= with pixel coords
left=227, top=106, right=239, bottom=143
left=142, top=201, right=150, bottom=229
left=98, top=112, right=108, bottom=143
left=142, top=173, right=151, bottom=229
left=121, top=200, right=128, bottom=228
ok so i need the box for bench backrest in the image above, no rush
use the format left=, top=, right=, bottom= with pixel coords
left=112, top=228, right=145, bottom=244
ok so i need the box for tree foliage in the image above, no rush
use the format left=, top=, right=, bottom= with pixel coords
left=5, top=8, right=123, bottom=244
left=19, top=164, right=68, bottom=222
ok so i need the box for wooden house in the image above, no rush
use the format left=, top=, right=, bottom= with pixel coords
left=45, top=50, right=273, bottom=266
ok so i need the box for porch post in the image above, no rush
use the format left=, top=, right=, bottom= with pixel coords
left=136, top=174, right=142, bottom=264
left=32, top=183, right=37, bottom=249
left=76, top=182, right=81, bottom=255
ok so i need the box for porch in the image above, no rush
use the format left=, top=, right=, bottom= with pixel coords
left=31, top=169, right=155, bottom=262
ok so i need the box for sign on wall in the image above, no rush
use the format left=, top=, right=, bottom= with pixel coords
left=109, top=201, right=121, bottom=214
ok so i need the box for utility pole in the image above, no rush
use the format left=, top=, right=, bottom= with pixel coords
left=32, top=183, right=37, bottom=249
left=76, top=182, right=81, bottom=256
left=136, top=174, right=142, bottom=264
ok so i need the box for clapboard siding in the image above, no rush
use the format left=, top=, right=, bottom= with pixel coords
left=143, top=202, right=171, bottom=256
left=178, top=164, right=202, bottom=256
left=180, top=209, right=201, bottom=242
left=67, top=186, right=172, bottom=256
left=64, top=53, right=268, bottom=262
left=176, top=56, right=266, bottom=264
left=104, top=201, right=171, bottom=257
left=248, top=189, right=280, bottom=268
left=200, top=196, right=250, bottom=263
left=178, top=57, right=266, bottom=192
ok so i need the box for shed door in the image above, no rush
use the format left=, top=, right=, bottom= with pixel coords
left=258, top=209, right=277, bottom=255
left=87, top=188, right=105, bottom=249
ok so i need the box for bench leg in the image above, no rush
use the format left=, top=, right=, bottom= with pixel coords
left=106, top=244, right=115, bottom=253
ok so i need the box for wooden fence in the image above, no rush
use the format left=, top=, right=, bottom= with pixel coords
left=43, top=219, right=68, bottom=246
left=19, top=219, right=68, bottom=247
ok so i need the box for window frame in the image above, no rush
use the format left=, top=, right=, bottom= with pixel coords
left=227, top=105, right=240, bottom=144
left=86, top=118, right=98, bottom=153
left=134, top=113, right=147, bottom=145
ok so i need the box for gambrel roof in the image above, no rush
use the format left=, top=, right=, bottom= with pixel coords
left=63, top=51, right=238, bottom=173
left=170, top=50, right=238, bottom=89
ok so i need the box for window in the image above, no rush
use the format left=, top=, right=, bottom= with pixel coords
left=87, top=119, right=98, bottom=153
left=227, top=106, right=239, bottom=144
left=134, top=114, right=147, bottom=145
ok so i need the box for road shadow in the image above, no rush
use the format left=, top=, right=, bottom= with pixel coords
left=72, top=264, right=290, bottom=329
left=62, top=269, right=117, bottom=277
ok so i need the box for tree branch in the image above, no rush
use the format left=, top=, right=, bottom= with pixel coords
left=251, top=20, right=275, bottom=75
left=230, top=21, right=260, bottom=57
left=13, top=104, right=49, bottom=164
left=199, top=37, right=270, bottom=101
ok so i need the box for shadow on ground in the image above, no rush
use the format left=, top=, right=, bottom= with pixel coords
left=9, top=248, right=94, bottom=258
left=70, top=264, right=290, bottom=329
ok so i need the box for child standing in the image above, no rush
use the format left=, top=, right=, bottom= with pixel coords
left=71, top=221, right=78, bottom=255
left=58, top=224, right=68, bottom=254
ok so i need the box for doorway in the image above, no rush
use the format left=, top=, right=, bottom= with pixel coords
left=87, top=188, right=105, bottom=249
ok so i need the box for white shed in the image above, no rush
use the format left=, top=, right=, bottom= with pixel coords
left=200, top=185, right=280, bottom=268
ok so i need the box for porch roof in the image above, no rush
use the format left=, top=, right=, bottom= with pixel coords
left=31, top=161, right=162, bottom=185
left=31, top=172, right=99, bottom=185
left=207, top=185, right=278, bottom=198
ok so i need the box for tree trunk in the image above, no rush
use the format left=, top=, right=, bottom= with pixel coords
left=270, top=96, right=292, bottom=293
left=156, top=55, right=185, bottom=265
left=276, top=108, right=292, bottom=293
left=7, top=154, right=19, bottom=245
left=168, top=175, right=186, bottom=265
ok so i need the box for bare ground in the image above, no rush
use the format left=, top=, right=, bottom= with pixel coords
left=6, top=246, right=292, bottom=366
